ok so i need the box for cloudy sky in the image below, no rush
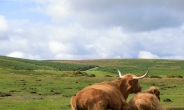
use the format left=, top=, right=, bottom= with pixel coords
left=0, top=0, right=184, bottom=60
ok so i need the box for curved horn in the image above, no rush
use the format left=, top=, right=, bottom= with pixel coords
left=116, top=68, right=124, bottom=78
left=133, top=69, right=150, bottom=79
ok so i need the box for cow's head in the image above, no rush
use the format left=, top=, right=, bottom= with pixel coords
left=116, top=69, right=149, bottom=99
left=146, top=86, right=160, bottom=101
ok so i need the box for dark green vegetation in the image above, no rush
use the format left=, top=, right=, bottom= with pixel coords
left=56, top=59, right=184, bottom=77
left=0, top=56, right=97, bottom=71
left=0, top=56, right=184, bottom=110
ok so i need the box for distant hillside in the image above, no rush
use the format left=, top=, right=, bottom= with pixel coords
left=0, top=56, right=97, bottom=71
left=52, top=59, right=184, bottom=75
left=1, top=56, right=184, bottom=76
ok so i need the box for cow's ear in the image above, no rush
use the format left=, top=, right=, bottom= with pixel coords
left=154, top=89, right=160, bottom=95
left=153, top=88, right=161, bottom=101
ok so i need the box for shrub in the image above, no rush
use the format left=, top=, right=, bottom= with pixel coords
left=70, top=71, right=77, bottom=76
left=61, top=73, right=68, bottom=77
left=70, top=71, right=88, bottom=77
left=167, top=74, right=175, bottom=78
left=176, top=75, right=183, bottom=78
left=104, top=75, right=113, bottom=77
left=88, top=74, right=96, bottom=77
left=150, top=75, right=162, bottom=78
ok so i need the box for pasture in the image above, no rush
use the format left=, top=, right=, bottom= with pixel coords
left=0, top=56, right=184, bottom=110
left=0, top=71, right=184, bottom=110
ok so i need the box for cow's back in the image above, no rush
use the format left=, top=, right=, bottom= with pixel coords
left=129, top=93, right=166, bottom=110
left=72, top=83, right=129, bottom=110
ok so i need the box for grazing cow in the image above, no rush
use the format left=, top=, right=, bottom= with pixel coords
left=128, top=87, right=173, bottom=110
left=70, top=69, right=149, bottom=110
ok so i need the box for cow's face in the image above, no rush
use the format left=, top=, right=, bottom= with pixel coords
left=117, top=69, right=149, bottom=94
left=127, top=78, right=141, bottom=93
left=131, top=79, right=141, bottom=93
left=119, top=74, right=142, bottom=94
left=116, top=69, right=149, bottom=100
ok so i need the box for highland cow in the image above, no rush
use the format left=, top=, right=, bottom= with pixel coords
left=129, top=86, right=173, bottom=110
left=71, top=69, right=149, bottom=110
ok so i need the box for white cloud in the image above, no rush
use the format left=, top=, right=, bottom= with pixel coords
left=67, top=0, right=184, bottom=31
left=138, top=51, right=159, bottom=59
left=1, top=0, right=184, bottom=60
left=7, top=51, right=41, bottom=60
left=7, top=51, right=25, bottom=58
left=162, top=55, right=184, bottom=60
left=134, top=26, right=184, bottom=57
left=48, top=41, right=76, bottom=54
left=44, top=0, right=72, bottom=24
left=0, top=15, right=8, bottom=37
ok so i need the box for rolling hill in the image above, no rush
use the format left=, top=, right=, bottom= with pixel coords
left=52, top=58, right=184, bottom=76
left=0, top=56, right=97, bottom=71
left=1, top=55, right=184, bottom=76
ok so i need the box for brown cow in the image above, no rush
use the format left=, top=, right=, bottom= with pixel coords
left=128, top=86, right=173, bottom=110
left=70, top=69, right=149, bottom=110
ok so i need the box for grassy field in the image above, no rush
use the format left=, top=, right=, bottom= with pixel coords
left=0, top=72, right=184, bottom=110
left=0, top=56, right=184, bottom=110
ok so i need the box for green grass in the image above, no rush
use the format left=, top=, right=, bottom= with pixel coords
left=0, top=70, right=184, bottom=110
left=1, top=56, right=184, bottom=109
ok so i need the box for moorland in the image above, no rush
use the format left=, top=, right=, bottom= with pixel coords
left=0, top=56, right=184, bottom=110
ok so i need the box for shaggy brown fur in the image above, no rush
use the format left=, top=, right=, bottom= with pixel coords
left=128, top=87, right=173, bottom=110
left=71, top=74, right=142, bottom=110
left=145, top=86, right=160, bottom=101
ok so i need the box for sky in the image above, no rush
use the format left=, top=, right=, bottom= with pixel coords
left=0, top=0, right=184, bottom=60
